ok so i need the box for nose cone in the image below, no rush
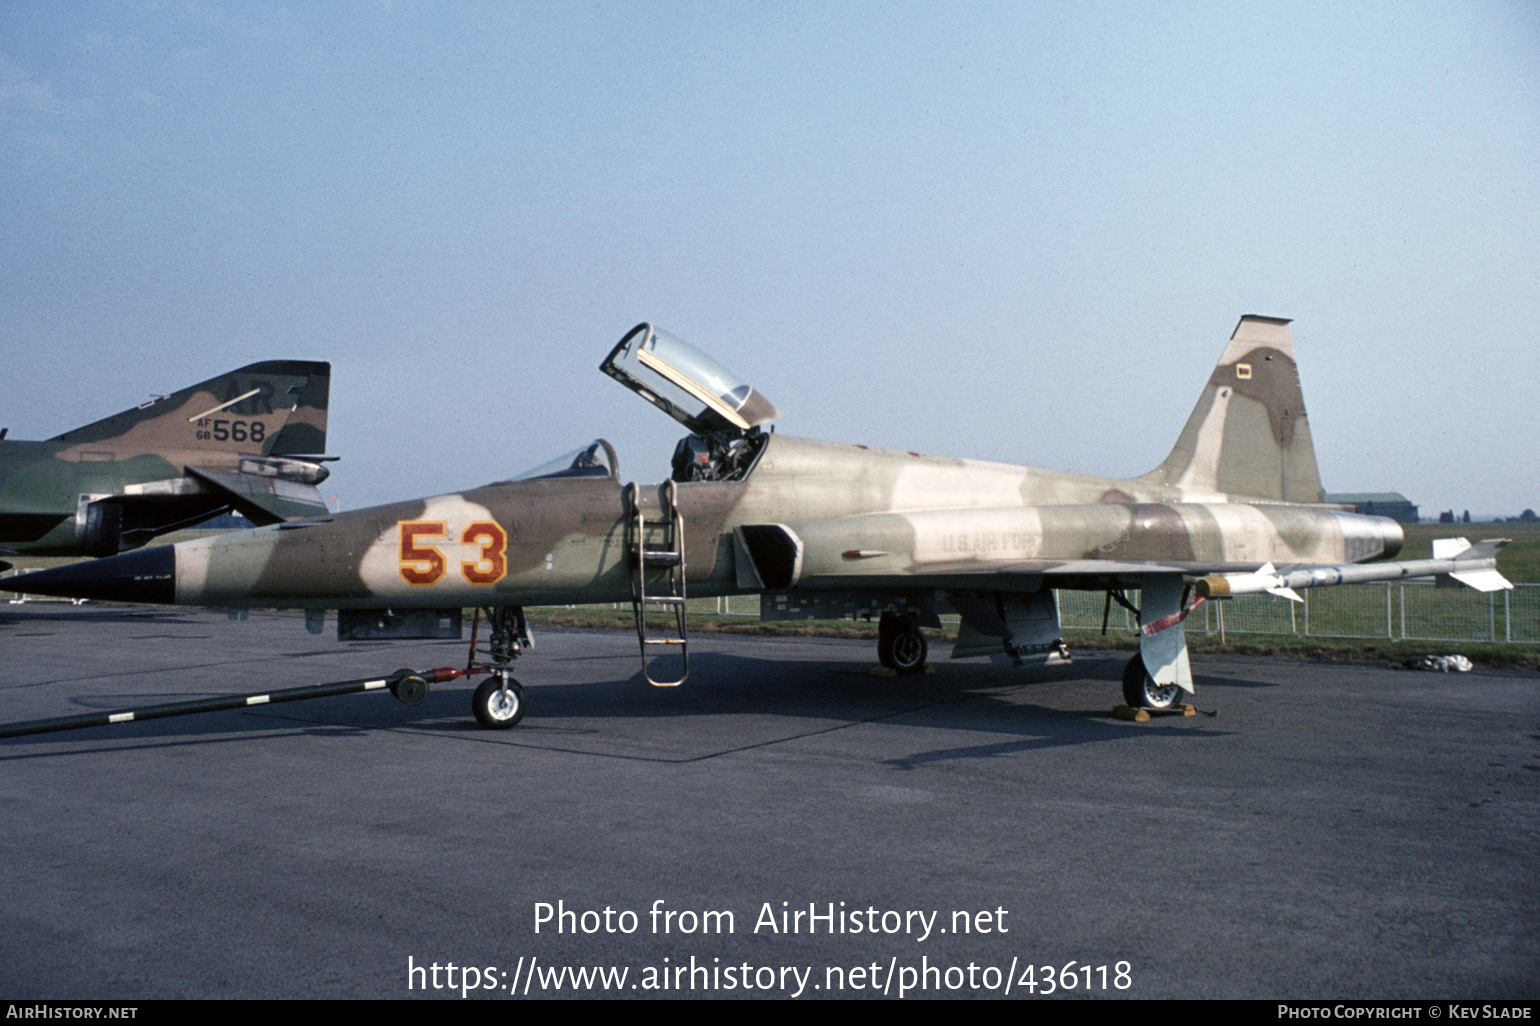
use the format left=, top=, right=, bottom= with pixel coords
left=0, top=546, right=176, bottom=604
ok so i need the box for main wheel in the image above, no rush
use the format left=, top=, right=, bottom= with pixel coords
left=473, top=676, right=526, bottom=729
left=1121, top=653, right=1182, bottom=710
left=878, top=616, right=929, bottom=674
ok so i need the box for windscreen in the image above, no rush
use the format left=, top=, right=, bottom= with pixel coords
left=508, top=440, right=615, bottom=482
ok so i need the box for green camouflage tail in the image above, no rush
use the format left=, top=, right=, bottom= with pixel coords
left=50, top=360, right=330, bottom=458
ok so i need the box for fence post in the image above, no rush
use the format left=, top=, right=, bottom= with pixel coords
left=1490, top=591, right=1496, bottom=642
left=1506, top=589, right=1511, bottom=644
left=1399, top=584, right=1406, bottom=641
left=1385, top=583, right=1392, bottom=640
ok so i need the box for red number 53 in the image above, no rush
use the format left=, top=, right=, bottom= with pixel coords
left=398, top=520, right=507, bottom=586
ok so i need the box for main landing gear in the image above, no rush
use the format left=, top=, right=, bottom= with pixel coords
left=468, top=606, right=530, bottom=729
left=1121, top=652, right=1183, bottom=711
left=877, top=612, right=929, bottom=674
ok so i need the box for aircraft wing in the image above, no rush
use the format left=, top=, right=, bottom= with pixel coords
left=737, top=520, right=1512, bottom=597
left=757, top=558, right=1209, bottom=596
left=791, top=550, right=1514, bottom=596
left=795, top=557, right=1237, bottom=589
left=738, top=520, right=1511, bottom=689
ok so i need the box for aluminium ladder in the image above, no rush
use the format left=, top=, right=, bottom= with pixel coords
left=625, top=479, right=688, bottom=687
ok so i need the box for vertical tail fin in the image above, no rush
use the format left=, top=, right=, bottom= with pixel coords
left=1140, top=316, right=1323, bottom=503
left=50, top=361, right=330, bottom=458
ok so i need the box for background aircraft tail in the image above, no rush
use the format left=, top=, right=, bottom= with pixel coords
left=1138, top=315, right=1324, bottom=503
left=50, top=360, right=330, bottom=457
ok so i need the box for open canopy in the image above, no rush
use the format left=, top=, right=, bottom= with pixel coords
left=600, top=323, right=781, bottom=435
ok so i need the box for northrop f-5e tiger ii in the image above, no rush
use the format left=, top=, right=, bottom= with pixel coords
left=3, top=318, right=1511, bottom=727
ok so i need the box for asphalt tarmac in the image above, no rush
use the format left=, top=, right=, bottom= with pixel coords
left=1, top=604, right=1536, bottom=1000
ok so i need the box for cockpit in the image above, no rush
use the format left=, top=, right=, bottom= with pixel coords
left=600, top=323, right=781, bottom=484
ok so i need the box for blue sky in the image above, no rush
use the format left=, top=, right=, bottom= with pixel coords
left=3, top=1, right=1537, bottom=516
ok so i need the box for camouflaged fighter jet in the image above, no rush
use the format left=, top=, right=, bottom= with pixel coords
left=1, top=319, right=1512, bottom=729
left=0, top=361, right=332, bottom=567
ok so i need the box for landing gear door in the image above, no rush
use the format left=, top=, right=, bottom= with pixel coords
left=600, top=324, right=781, bottom=436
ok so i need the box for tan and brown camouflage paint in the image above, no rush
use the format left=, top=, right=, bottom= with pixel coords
left=168, top=428, right=1401, bottom=609
left=74, top=316, right=1401, bottom=610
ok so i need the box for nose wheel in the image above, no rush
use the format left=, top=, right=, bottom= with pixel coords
left=473, top=674, right=526, bottom=729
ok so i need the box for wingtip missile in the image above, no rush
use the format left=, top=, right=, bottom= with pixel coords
left=1191, top=541, right=1514, bottom=601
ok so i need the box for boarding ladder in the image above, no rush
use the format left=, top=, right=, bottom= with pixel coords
left=625, top=480, right=689, bottom=687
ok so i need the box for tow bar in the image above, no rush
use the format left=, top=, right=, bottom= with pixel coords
left=0, top=666, right=472, bottom=740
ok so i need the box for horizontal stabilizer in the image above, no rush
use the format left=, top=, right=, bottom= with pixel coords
left=185, top=467, right=328, bottom=526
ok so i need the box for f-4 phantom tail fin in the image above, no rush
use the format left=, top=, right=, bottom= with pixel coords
left=1140, top=316, right=1324, bottom=503
left=50, top=360, right=331, bottom=458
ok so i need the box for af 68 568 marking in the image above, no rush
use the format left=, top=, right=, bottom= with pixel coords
left=192, top=418, right=267, bottom=443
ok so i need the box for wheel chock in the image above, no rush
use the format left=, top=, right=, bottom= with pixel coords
left=869, top=666, right=898, bottom=676
left=1113, top=703, right=1198, bottom=722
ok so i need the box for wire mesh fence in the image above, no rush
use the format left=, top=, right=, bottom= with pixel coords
left=1057, top=582, right=1537, bottom=644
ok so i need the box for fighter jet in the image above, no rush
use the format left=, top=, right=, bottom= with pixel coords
left=0, top=361, right=332, bottom=568
left=2, top=319, right=1510, bottom=728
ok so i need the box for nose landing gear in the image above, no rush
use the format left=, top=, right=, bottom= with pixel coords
left=467, top=606, right=532, bottom=729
